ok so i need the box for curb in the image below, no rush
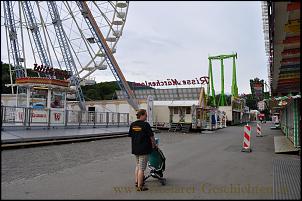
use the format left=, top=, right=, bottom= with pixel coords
left=1, top=133, right=129, bottom=149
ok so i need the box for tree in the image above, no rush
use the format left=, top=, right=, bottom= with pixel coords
left=245, top=94, right=257, bottom=110
left=85, top=88, right=99, bottom=100
left=1, top=62, right=15, bottom=94
left=1, top=61, right=153, bottom=100
left=207, top=94, right=232, bottom=107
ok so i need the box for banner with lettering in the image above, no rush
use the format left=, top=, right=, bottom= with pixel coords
left=133, top=76, right=209, bottom=87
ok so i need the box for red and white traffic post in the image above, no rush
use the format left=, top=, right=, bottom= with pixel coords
left=241, top=123, right=252, bottom=152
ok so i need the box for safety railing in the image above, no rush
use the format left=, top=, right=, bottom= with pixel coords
left=1, top=105, right=129, bottom=129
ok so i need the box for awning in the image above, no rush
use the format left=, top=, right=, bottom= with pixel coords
left=263, top=1, right=300, bottom=95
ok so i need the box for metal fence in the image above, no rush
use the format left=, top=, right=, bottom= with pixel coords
left=1, top=106, right=129, bottom=129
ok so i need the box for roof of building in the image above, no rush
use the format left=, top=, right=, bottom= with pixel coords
left=116, top=87, right=202, bottom=101
left=153, top=100, right=199, bottom=106
left=262, top=1, right=300, bottom=95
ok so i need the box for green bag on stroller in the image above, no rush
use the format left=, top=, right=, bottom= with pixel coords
left=144, top=147, right=166, bottom=185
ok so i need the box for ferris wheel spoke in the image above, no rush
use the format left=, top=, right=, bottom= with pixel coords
left=64, top=1, right=98, bottom=75
left=46, top=1, right=85, bottom=110
left=18, top=2, right=28, bottom=76
left=24, top=16, right=38, bottom=71
left=92, top=1, right=116, bottom=36
left=5, top=16, right=15, bottom=93
left=40, top=20, right=63, bottom=70
left=21, top=1, right=51, bottom=71
left=65, top=31, right=84, bottom=71
left=79, top=57, right=108, bottom=81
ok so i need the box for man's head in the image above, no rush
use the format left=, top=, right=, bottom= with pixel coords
left=136, top=109, right=147, bottom=121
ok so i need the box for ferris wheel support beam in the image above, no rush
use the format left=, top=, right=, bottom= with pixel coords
left=5, top=23, right=15, bottom=94
left=24, top=16, right=42, bottom=77
left=3, top=1, right=26, bottom=78
left=35, top=5, right=63, bottom=71
left=35, top=1, right=54, bottom=69
left=24, top=14, right=37, bottom=64
left=76, top=1, right=139, bottom=111
left=46, top=1, right=86, bottom=111
left=21, top=1, right=52, bottom=71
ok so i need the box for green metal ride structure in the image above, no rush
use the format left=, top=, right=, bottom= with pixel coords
left=207, top=53, right=238, bottom=107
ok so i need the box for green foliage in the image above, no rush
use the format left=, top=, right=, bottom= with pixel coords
left=1, top=62, right=15, bottom=94
left=1, top=62, right=40, bottom=94
left=207, top=93, right=260, bottom=110
left=81, top=81, right=120, bottom=100
left=207, top=94, right=232, bottom=107
left=27, top=69, right=39, bottom=77
left=2, top=61, right=155, bottom=100
left=245, top=93, right=257, bottom=110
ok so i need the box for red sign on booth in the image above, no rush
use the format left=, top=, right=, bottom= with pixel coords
left=54, top=113, right=61, bottom=121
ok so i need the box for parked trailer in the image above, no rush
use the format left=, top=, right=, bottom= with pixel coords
left=152, top=100, right=198, bottom=130
left=151, top=101, right=227, bottom=132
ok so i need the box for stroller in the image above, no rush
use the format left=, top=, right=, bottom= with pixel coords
left=144, top=144, right=166, bottom=185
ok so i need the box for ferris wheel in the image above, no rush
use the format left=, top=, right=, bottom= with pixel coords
left=1, top=1, right=137, bottom=111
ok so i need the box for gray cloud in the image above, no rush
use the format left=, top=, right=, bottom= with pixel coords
left=114, top=1, right=268, bottom=94
left=1, top=1, right=268, bottom=95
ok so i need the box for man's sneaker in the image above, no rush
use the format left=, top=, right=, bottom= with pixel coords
left=137, top=186, right=148, bottom=191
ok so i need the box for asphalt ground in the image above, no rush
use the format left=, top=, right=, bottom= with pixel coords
left=1, top=122, right=300, bottom=199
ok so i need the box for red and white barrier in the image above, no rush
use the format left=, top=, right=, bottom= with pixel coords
left=242, top=124, right=252, bottom=152
left=256, top=123, right=262, bottom=137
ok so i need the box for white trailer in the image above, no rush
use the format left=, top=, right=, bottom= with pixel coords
left=153, top=100, right=198, bottom=129
left=152, top=101, right=226, bottom=131
left=218, top=97, right=249, bottom=125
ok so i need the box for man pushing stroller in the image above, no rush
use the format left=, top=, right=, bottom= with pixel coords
left=128, top=109, right=157, bottom=191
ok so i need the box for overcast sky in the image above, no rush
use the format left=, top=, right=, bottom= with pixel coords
left=1, top=1, right=268, bottom=95
left=111, top=1, right=268, bottom=94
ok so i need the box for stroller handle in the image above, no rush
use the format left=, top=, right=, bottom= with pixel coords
left=155, top=137, right=159, bottom=145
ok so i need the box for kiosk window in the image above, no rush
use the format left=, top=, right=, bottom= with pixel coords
left=51, top=91, right=65, bottom=108
left=31, top=88, right=47, bottom=109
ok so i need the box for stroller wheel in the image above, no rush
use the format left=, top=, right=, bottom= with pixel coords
left=160, top=178, right=166, bottom=185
